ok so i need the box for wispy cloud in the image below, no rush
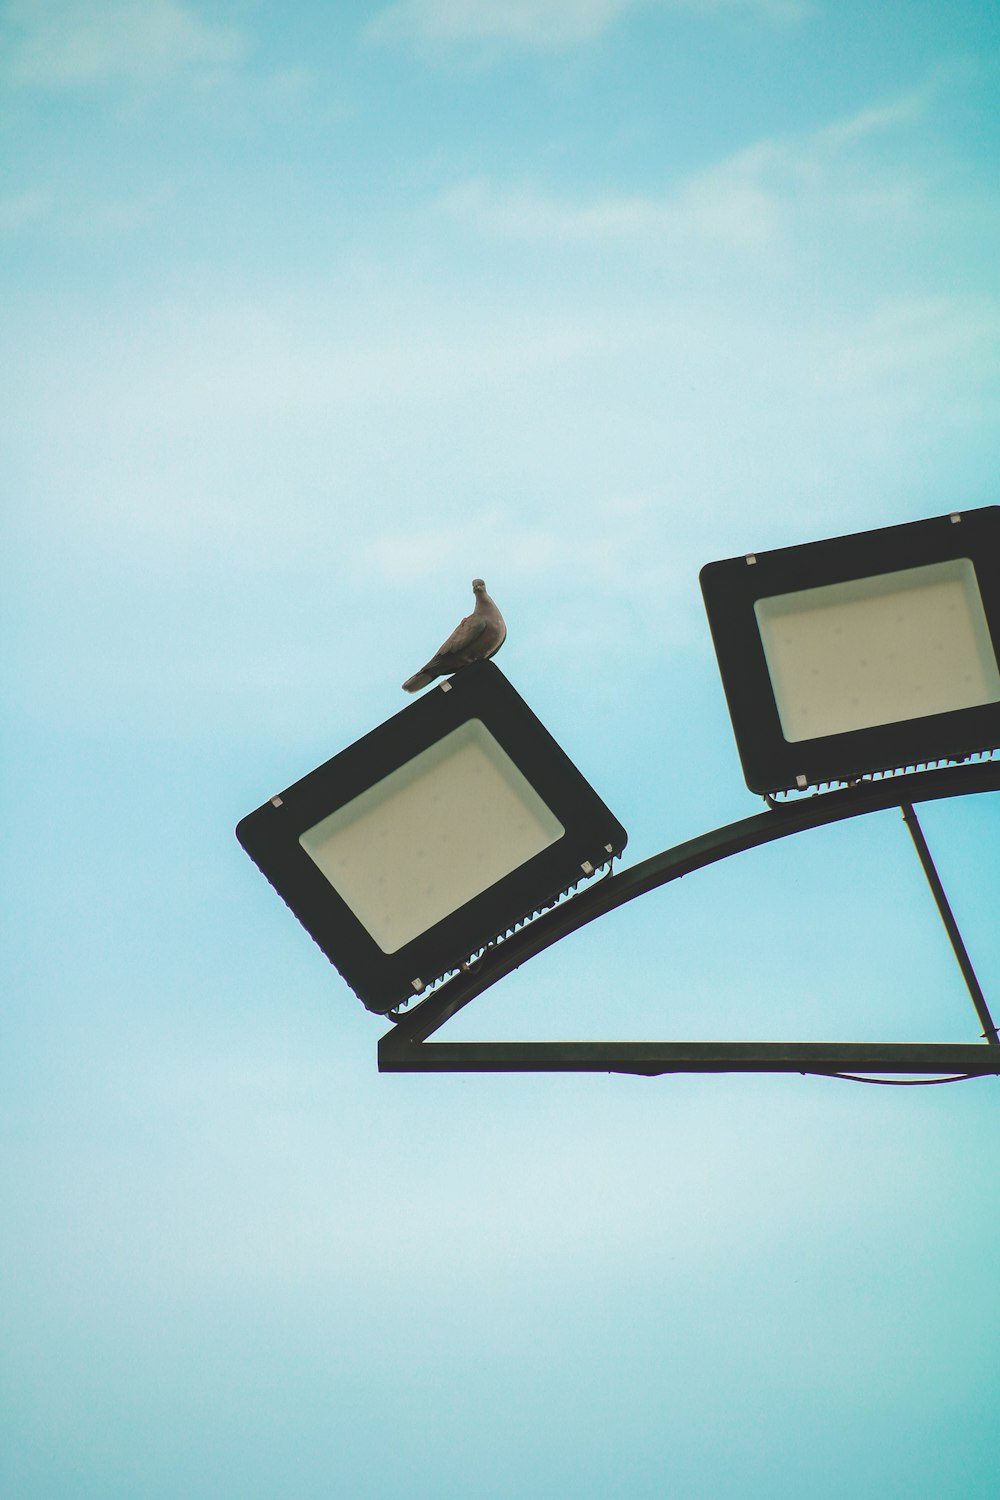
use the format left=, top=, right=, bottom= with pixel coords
left=813, top=89, right=931, bottom=149
left=367, top=0, right=810, bottom=51
left=440, top=170, right=779, bottom=251
left=0, top=181, right=175, bottom=242
left=368, top=0, right=633, bottom=47
left=1, top=0, right=245, bottom=89
left=819, top=295, right=1000, bottom=415
left=5, top=74, right=995, bottom=715
left=364, top=491, right=676, bottom=591
left=439, top=90, right=931, bottom=253
left=0, top=187, right=51, bottom=230
left=361, top=494, right=700, bottom=672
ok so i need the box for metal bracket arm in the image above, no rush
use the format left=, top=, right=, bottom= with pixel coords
left=379, top=760, right=1000, bottom=1076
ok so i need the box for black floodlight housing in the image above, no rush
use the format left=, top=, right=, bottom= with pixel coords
left=236, top=661, right=627, bottom=1013
left=700, top=505, right=1000, bottom=795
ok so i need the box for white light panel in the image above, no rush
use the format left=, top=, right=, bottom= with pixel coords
left=755, top=558, right=1000, bottom=743
left=299, top=719, right=565, bottom=953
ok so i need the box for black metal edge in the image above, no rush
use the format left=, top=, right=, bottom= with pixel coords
left=900, top=802, right=999, bottom=1044
left=378, top=1038, right=1000, bottom=1076
left=699, top=505, right=1000, bottom=794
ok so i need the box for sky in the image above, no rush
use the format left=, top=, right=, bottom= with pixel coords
left=2, top=1, right=1000, bottom=1496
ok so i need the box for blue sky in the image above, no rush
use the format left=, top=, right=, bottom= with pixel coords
left=2, top=2, right=999, bottom=1497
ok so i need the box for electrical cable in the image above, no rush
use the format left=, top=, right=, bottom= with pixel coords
left=809, top=1071, right=987, bottom=1086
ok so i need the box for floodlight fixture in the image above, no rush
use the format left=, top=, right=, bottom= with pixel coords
left=237, top=661, right=627, bottom=1014
left=699, top=506, right=1000, bottom=795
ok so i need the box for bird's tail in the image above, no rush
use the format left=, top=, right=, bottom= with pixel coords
left=402, top=668, right=437, bottom=693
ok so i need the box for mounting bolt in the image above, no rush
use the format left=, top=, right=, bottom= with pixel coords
left=411, top=978, right=425, bottom=993
left=795, top=774, right=808, bottom=789
left=581, top=860, right=594, bottom=875
left=440, top=680, right=453, bottom=692
left=270, top=795, right=284, bottom=807
left=950, top=512, right=962, bottom=524
left=745, top=553, right=757, bottom=566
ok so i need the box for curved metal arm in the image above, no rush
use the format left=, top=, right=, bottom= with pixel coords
left=385, top=760, right=1000, bottom=1053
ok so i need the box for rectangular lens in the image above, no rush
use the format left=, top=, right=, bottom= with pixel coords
left=299, top=720, right=565, bottom=953
left=755, top=558, right=1000, bottom=743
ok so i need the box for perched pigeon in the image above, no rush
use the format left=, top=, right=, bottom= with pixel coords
left=402, top=578, right=507, bottom=692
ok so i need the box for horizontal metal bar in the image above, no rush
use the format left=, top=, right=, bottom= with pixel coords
left=378, top=1038, right=1000, bottom=1076
left=388, top=761, right=1000, bottom=1045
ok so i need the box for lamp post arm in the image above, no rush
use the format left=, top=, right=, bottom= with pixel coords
left=387, top=759, right=1000, bottom=1046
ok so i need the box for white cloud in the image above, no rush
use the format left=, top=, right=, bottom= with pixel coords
left=4, top=80, right=996, bottom=728
left=361, top=495, right=701, bottom=671
left=6, top=275, right=997, bottom=742
left=440, top=90, right=932, bottom=254
left=368, top=0, right=631, bottom=47
left=813, top=89, right=931, bottom=149
left=367, top=0, right=810, bottom=50
left=0, top=187, right=51, bottom=231
left=441, top=170, right=779, bottom=251
left=0, top=181, right=176, bottom=242
left=2, top=0, right=245, bottom=89
left=363, top=493, right=680, bottom=594
left=819, top=295, right=1000, bottom=419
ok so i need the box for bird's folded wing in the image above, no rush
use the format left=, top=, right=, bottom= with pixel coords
left=437, top=614, right=487, bottom=658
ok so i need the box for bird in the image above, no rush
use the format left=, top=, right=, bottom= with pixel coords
left=402, top=578, right=507, bottom=692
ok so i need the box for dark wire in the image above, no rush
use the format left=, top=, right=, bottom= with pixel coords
left=809, top=1071, right=987, bottom=1087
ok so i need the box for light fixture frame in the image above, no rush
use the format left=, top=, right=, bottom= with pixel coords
left=236, top=661, right=627, bottom=1014
left=699, top=506, right=1000, bottom=794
